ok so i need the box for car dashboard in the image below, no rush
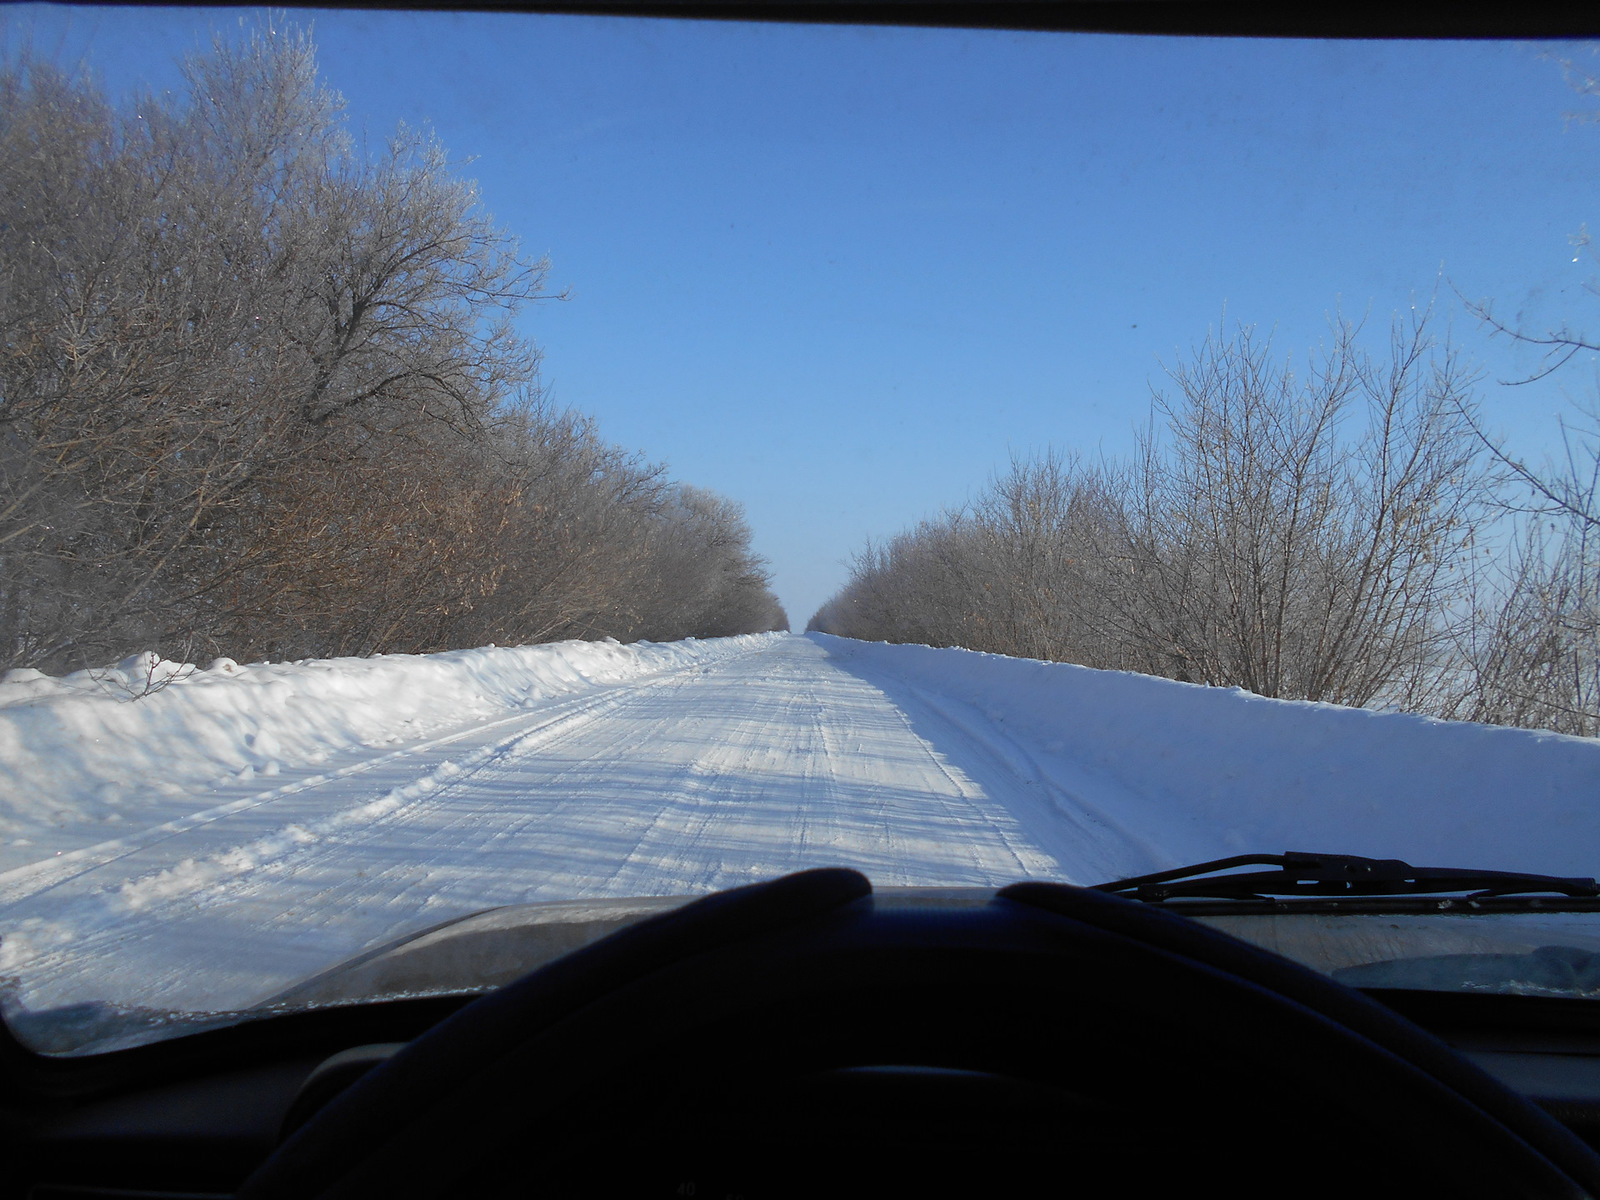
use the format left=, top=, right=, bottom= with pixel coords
left=6, top=887, right=1600, bottom=1199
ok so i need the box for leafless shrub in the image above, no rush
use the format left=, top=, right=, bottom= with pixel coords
left=815, top=311, right=1495, bottom=715
left=1423, top=52, right=1600, bottom=734
left=1446, top=521, right=1599, bottom=736
left=1114, top=313, right=1487, bottom=706
left=810, top=456, right=1131, bottom=666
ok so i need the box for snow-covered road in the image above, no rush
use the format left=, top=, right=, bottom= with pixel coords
left=0, top=636, right=1121, bottom=1023
left=3, top=631, right=1598, bottom=1039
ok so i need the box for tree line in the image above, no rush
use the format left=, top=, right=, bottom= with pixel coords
left=810, top=312, right=1599, bottom=737
left=0, top=20, right=787, bottom=675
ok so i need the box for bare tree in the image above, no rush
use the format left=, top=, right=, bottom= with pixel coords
left=1115, top=313, right=1486, bottom=706
left=1448, top=520, right=1599, bottom=736
left=814, top=310, right=1493, bottom=716
left=1, top=17, right=786, bottom=672
left=1435, top=52, right=1600, bottom=733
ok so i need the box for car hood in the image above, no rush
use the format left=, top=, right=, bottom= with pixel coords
left=9, top=888, right=1600, bottom=1057
left=263, top=888, right=1600, bottom=1009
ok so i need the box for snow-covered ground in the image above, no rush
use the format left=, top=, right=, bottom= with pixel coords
left=0, top=636, right=768, bottom=872
left=1, top=632, right=1597, bottom=1045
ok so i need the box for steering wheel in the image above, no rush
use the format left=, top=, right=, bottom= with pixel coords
left=240, top=869, right=1600, bottom=1200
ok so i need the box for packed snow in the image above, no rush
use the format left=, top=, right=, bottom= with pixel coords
left=0, top=636, right=763, bottom=872
left=0, top=631, right=1596, bottom=1051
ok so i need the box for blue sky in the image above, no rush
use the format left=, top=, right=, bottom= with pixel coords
left=9, top=8, right=1600, bottom=624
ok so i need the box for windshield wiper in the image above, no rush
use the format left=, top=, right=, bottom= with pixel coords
left=1093, top=851, right=1600, bottom=903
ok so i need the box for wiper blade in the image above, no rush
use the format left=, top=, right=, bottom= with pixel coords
left=1093, top=851, right=1600, bottom=903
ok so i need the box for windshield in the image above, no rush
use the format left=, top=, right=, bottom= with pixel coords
left=1, top=6, right=1598, bottom=1056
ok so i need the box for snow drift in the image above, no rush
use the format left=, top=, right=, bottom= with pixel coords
left=0, top=636, right=770, bottom=868
left=818, top=635, right=1600, bottom=878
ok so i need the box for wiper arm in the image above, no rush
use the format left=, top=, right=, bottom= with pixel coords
left=1093, top=851, right=1600, bottom=903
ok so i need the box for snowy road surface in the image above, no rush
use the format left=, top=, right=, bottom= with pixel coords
left=3, top=632, right=1598, bottom=1033
left=0, top=636, right=1110, bottom=1022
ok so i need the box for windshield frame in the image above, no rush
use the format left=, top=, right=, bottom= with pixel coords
left=4, top=0, right=1599, bottom=1084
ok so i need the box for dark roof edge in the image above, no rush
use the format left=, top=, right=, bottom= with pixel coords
left=46, top=1, right=1600, bottom=41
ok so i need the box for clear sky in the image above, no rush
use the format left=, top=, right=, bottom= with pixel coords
left=8, top=7, right=1600, bottom=625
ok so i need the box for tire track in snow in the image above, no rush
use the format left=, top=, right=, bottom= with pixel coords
left=0, top=651, right=767, bottom=1008
left=872, top=678, right=1177, bottom=881
left=595, top=642, right=1058, bottom=893
left=3, top=636, right=1124, bottom=1021
left=0, top=678, right=645, bottom=908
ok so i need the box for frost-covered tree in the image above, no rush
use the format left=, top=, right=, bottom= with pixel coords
left=0, top=18, right=783, bottom=670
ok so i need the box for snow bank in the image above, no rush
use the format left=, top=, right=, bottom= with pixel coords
left=0, top=636, right=770, bottom=858
left=7, top=630, right=1595, bottom=890
left=816, top=635, right=1600, bottom=878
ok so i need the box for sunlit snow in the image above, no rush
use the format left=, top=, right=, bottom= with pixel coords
left=0, top=632, right=1595, bottom=1031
